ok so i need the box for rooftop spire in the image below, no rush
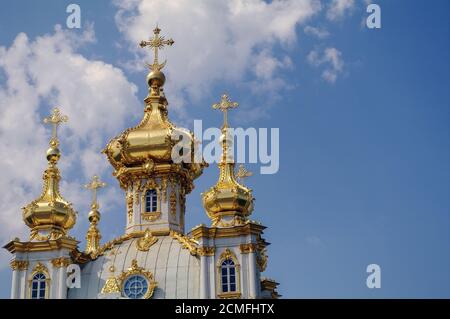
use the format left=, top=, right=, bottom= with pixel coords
left=22, top=107, right=76, bottom=241
left=202, top=94, right=254, bottom=227
left=84, top=175, right=106, bottom=255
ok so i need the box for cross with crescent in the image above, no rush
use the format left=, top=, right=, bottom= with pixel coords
left=84, top=175, right=106, bottom=208
left=43, top=107, right=68, bottom=147
left=139, top=26, right=174, bottom=71
left=212, top=94, right=239, bottom=128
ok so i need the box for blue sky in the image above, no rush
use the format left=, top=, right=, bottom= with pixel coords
left=0, top=0, right=449, bottom=298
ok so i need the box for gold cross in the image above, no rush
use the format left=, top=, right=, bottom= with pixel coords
left=139, top=26, right=174, bottom=71
left=236, top=164, right=252, bottom=185
left=84, top=175, right=106, bottom=208
left=43, top=107, right=68, bottom=147
left=212, top=94, right=239, bottom=127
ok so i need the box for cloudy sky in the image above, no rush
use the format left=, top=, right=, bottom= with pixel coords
left=0, top=0, right=449, bottom=298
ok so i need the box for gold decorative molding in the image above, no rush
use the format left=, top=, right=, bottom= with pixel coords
left=191, top=222, right=266, bottom=241
left=198, top=246, right=215, bottom=256
left=240, top=243, right=257, bottom=254
left=161, top=177, right=168, bottom=202
left=136, top=229, right=158, bottom=251
left=127, top=192, right=134, bottom=223
left=217, top=292, right=242, bottom=299
left=170, top=230, right=199, bottom=256
left=257, top=247, right=268, bottom=272
left=10, top=260, right=29, bottom=271
left=142, top=211, right=161, bottom=222
left=51, top=257, right=71, bottom=268
left=101, top=266, right=121, bottom=294
left=218, top=248, right=237, bottom=264
left=169, top=191, right=177, bottom=217
left=118, top=259, right=157, bottom=299
left=31, top=262, right=49, bottom=276
left=4, top=236, right=79, bottom=254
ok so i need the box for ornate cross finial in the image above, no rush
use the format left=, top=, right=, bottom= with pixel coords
left=236, top=164, right=253, bottom=185
left=84, top=175, right=106, bottom=209
left=212, top=94, right=239, bottom=127
left=43, top=107, right=68, bottom=148
left=139, top=26, right=174, bottom=71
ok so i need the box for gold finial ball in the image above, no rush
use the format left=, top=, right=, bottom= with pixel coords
left=147, top=70, right=166, bottom=88
left=46, top=147, right=61, bottom=163
left=88, top=209, right=101, bottom=223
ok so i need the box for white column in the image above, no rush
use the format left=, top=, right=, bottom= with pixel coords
left=19, top=270, right=26, bottom=299
left=200, top=256, right=209, bottom=299
left=10, top=269, right=19, bottom=299
left=248, top=252, right=258, bottom=299
left=58, top=266, right=67, bottom=299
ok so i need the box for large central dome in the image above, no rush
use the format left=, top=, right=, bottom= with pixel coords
left=103, top=67, right=205, bottom=192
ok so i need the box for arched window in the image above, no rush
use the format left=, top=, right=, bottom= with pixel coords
left=145, top=189, right=158, bottom=212
left=221, top=259, right=237, bottom=293
left=31, top=273, right=47, bottom=299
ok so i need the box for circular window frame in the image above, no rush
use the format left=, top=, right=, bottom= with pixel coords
left=118, top=259, right=157, bottom=299
left=122, top=274, right=149, bottom=299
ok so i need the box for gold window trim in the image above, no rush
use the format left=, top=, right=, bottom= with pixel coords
left=28, top=262, right=51, bottom=299
left=141, top=187, right=161, bottom=222
left=216, top=248, right=241, bottom=299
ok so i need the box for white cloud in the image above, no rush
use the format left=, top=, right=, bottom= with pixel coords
left=304, top=25, right=330, bottom=39
left=113, top=0, right=322, bottom=114
left=326, top=0, right=355, bottom=21
left=307, top=47, right=344, bottom=83
left=0, top=25, right=140, bottom=259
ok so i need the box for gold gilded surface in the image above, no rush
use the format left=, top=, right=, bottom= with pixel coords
left=139, top=26, right=174, bottom=72
left=202, top=94, right=254, bottom=226
left=51, top=257, right=71, bottom=268
left=84, top=175, right=106, bottom=256
left=103, top=27, right=206, bottom=196
left=10, top=260, right=29, bottom=271
left=169, top=230, right=199, bottom=256
left=22, top=108, right=77, bottom=241
left=136, top=229, right=158, bottom=251
left=101, top=266, right=121, bottom=294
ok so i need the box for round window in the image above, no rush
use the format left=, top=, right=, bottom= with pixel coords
left=122, top=275, right=149, bottom=299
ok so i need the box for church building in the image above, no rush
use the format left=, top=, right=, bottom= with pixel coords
left=3, top=27, right=280, bottom=299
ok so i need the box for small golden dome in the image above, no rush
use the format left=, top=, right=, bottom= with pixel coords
left=202, top=163, right=254, bottom=219
left=202, top=94, right=254, bottom=226
left=23, top=108, right=77, bottom=241
left=23, top=152, right=77, bottom=240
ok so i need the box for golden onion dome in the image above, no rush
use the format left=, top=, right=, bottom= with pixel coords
left=202, top=161, right=254, bottom=218
left=23, top=108, right=77, bottom=241
left=104, top=100, right=195, bottom=168
left=104, top=27, right=206, bottom=191
left=202, top=95, right=254, bottom=227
